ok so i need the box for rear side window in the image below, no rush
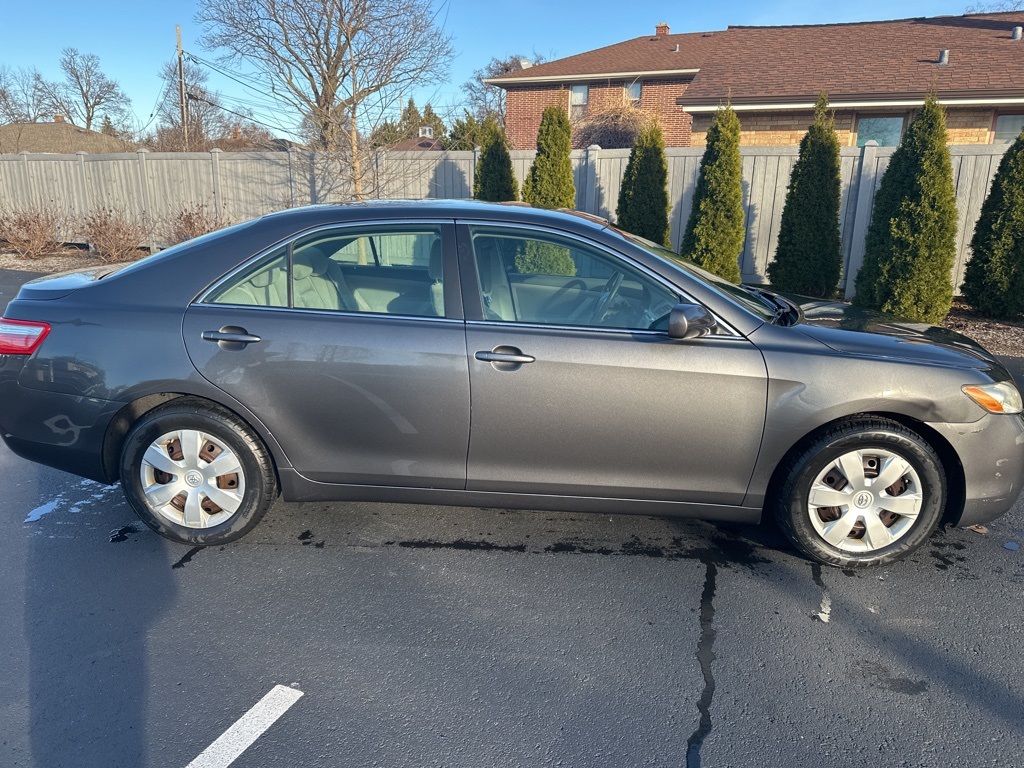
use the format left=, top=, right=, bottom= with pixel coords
left=207, top=226, right=445, bottom=318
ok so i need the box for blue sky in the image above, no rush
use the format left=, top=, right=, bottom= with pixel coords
left=3, top=0, right=972, bottom=138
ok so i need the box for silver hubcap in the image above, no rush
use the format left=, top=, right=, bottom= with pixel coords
left=807, top=449, right=923, bottom=553
left=140, top=429, right=246, bottom=529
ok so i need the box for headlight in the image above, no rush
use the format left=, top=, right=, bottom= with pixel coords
left=962, top=381, right=1024, bottom=414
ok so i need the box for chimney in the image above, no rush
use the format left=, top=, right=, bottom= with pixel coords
left=938, top=49, right=950, bottom=66
left=673, top=44, right=681, bottom=53
left=53, top=114, right=65, bottom=124
left=1013, top=26, right=1023, bottom=41
left=655, top=22, right=670, bottom=37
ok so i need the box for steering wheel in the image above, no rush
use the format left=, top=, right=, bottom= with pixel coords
left=590, top=272, right=624, bottom=324
left=537, top=278, right=587, bottom=320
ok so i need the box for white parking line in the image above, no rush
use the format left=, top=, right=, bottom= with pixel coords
left=185, top=685, right=304, bottom=768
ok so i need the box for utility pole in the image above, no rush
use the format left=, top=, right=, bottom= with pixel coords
left=177, top=25, right=188, bottom=151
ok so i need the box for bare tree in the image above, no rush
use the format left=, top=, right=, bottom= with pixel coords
left=965, top=1, right=1023, bottom=9
left=463, top=53, right=546, bottom=124
left=150, top=59, right=231, bottom=151
left=196, top=0, right=453, bottom=199
left=36, top=49, right=131, bottom=131
left=0, top=66, right=47, bottom=123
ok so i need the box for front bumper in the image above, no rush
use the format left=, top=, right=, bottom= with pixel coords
left=929, top=412, right=1024, bottom=526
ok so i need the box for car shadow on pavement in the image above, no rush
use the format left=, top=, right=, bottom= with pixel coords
left=24, top=484, right=176, bottom=768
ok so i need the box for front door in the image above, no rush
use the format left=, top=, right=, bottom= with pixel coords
left=460, top=224, right=767, bottom=505
left=183, top=222, right=470, bottom=488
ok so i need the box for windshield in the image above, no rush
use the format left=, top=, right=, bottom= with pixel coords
left=613, top=229, right=778, bottom=322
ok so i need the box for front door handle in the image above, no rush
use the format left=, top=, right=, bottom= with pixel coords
left=202, top=326, right=262, bottom=350
left=475, top=351, right=536, bottom=364
left=475, top=346, right=535, bottom=372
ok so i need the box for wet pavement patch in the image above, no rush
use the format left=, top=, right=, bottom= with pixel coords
left=685, top=560, right=718, bottom=768
left=392, top=539, right=528, bottom=553
left=172, top=546, right=204, bottom=570
left=108, top=523, right=141, bottom=543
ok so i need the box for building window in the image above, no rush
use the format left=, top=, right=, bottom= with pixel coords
left=855, top=115, right=904, bottom=147
left=570, top=85, right=589, bottom=121
left=994, top=114, right=1024, bottom=144
left=625, top=81, right=642, bottom=107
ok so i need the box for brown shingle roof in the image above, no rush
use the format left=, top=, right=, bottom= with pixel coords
left=681, top=12, right=1024, bottom=107
left=492, top=12, right=1024, bottom=106
left=0, top=121, right=133, bottom=154
left=489, top=30, right=723, bottom=81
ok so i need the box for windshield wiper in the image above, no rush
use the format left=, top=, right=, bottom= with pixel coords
left=750, top=288, right=799, bottom=326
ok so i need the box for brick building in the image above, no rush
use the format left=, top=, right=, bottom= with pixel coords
left=489, top=12, right=1024, bottom=150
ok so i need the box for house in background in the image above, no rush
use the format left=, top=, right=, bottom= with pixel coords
left=490, top=11, right=1024, bottom=150
left=0, top=115, right=132, bottom=154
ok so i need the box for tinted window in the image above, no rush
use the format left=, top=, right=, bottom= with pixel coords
left=469, top=227, right=678, bottom=331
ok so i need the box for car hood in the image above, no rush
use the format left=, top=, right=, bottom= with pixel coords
left=16, top=265, right=123, bottom=301
left=791, top=297, right=1011, bottom=376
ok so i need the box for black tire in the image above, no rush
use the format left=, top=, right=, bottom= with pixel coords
left=774, top=418, right=945, bottom=568
left=119, top=398, right=276, bottom=545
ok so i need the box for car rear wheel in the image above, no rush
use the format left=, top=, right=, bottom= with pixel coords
left=775, top=418, right=945, bottom=567
left=119, top=399, right=276, bottom=545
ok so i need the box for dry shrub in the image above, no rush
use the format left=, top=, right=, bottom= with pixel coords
left=0, top=205, right=68, bottom=259
left=166, top=203, right=223, bottom=245
left=574, top=105, right=657, bottom=150
left=82, top=208, right=149, bottom=263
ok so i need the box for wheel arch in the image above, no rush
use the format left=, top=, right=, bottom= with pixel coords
left=101, top=392, right=284, bottom=492
left=763, top=411, right=966, bottom=526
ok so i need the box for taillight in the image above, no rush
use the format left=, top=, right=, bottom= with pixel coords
left=0, top=318, right=51, bottom=355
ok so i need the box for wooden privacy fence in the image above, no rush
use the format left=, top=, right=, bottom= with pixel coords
left=0, top=142, right=1008, bottom=296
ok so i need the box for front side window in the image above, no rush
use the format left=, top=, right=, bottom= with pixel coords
left=469, top=226, right=678, bottom=331
left=209, top=226, right=445, bottom=317
left=570, top=85, right=589, bottom=121
left=855, top=115, right=904, bottom=147
left=994, top=114, right=1024, bottom=144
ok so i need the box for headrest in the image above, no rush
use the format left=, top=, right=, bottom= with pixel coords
left=293, top=246, right=330, bottom=279
left=251, top=264, right=277, bottom=287
left=428, top=238, right=443, bottom=280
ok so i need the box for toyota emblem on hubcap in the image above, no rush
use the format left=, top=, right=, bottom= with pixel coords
left=185, top=470, right=203, bottom=487
left=854, top=491, right=873, bottom=509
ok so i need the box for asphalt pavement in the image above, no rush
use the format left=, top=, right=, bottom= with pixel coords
left=2, top=268, right=1024, bottom=767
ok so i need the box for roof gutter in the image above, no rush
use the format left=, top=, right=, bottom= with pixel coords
left=485, top=68, right=700, bottom=87
left=680, top=96, right=1024, bottom=112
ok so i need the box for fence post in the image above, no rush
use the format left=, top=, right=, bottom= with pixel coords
left=584, top=144, right=601, bottom=215
left=210, top=148, right=222, bottom=223
left=135, top=148, right=156, bottom=253
left=76, top=151, right=90, bottom=224
left=472, top=146, right=480, bottom=197
left=844, top=140, right=879, bottom=300
left=287, top=147, right=297, bottom=208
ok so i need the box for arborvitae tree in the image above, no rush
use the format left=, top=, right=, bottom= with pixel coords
left=680, top=105, right=744, bottom=282
left=99, top=114, right=117, bottom=136
left=853, top=95, right=958, bottom=323
left=768, top=93, right=842, bottom=297
left=961, top=129, right=1024, bottom=319
left=616, top=123, right=671, bottom=247
left=474, top=127, right=519, bottom=202
left=420, top=103, right=446, bottom=141
left=522, top=106, right=575, bottom=209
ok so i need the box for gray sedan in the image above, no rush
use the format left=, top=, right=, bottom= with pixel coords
left=1, top=200, right=1021, bottom=567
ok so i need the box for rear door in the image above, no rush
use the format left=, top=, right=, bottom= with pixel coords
left=459, top=223, right=768, bottom=505
left=182, top=221, right=470, bottom=488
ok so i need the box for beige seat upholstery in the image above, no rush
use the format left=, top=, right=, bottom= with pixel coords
left=428, top=238, right=444, bottom=317
left=474, top=237, right=516, bottom=321
left=294, top=245, right=371, bottom=312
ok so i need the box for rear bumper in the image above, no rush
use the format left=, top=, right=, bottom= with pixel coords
left=929, top=412, right=1024, bottom=527
left=0, top=358, right=120, bottom=483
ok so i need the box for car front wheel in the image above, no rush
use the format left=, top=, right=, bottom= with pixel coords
left=119, top=398, right=276, bottom=545
left=775, top=418, right=945, bottom=567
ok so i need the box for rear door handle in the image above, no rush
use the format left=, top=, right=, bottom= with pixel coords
left=475, top=351, right=535, bottom=364
left=202, top=326, right=262, bottom=349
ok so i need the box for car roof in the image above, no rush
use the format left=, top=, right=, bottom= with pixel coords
left=258, top=199, right=612, bottom=235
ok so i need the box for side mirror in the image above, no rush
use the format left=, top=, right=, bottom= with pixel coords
left=667, top=303, right=717, bottom=340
